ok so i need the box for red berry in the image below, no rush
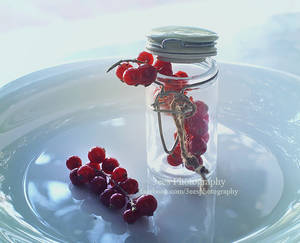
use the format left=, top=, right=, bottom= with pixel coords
left=137, top=51, right=154, bottom=65
left=123, top=209, right=140, bottom=224
left=110, top=193, right=126, bottom=209
left=90, top=176, right=107, bottom=193
left=123, top=68, right=141, bottom=86
left=202, top=132, right=209, bottom=143
left=154, top=59, right=173, bottom=76
left=111, top=167, right=128, bottom=183
left=66, top=156, right=82, bottom=170
left=167, top=143, right=182, bottom=166
left=188, top=136, right=207, bottom=155
left=194, top=101, right=209, bottom=117
left=185, top=103, right=208, bottom=135
left=120, top=178, right=139, bottom=194
left=163, top=79, right=185, bottom=92
left=95, top=170, right=107, bottom=180
left=136, top=194, right=157, bottom=216
left=196, top=154, right=204, bottom=165
left=174, top=71, right=188, bottom=77
left=203, top=113, right=209, bottom=122
left=156, top=92, right=175, bottom=111
left=88, top=147, right=106, bottom=163
left=167, top=153, right=182, bottom=166
left=188, top=100, right=208, bottom=123
left=198, top=120, right=209, bottom=136
left=162, top=71, right=188, bottom=92
left=100, top=188, right=117, bottom=206
left=185, top=119, right=208, bottom=137
left=185, top=155, right=203, bottom=171
left=137, top=64, right=157, bottom=87
left=164, top=71, right=188, bottom=91
left=116, top=63, right=133, bottom=81
left=87, top=162, right=100, bottom=171
left=102, top=158, right=119, bottom=174
left=174, top=132, right=177, bottom=140
left=173, top=141, right=182, bottom=154
left=69, top=168, right=84, bottom=186
left=77, top=165, right=96, bottom=183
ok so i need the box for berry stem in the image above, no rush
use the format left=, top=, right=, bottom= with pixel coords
left=96, top=168, right=131, bottom=200
left=106, top=59, right=144, bottom=73
left=129, top=199, right=137, bottom=211
left=112, top=182, right=130, bottom=200
left=152, top=84, right=210, bottom=191
left=170, top=96, right=209, bottom=191
left=151, top=89, right=195, bottom=155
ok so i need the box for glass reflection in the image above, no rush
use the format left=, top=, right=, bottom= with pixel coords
left=35, top=152, right=51, bottom=165
left=47, top=181, right=70, bottom=203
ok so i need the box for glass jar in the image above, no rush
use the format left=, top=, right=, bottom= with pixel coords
left=145, top=26, right=219, bottom=184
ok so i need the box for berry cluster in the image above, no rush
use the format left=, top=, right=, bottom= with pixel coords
left=115, top=51, right=157, bottom=87
left=109, top=51, right=210, bottom=175
left=66, top=147, right=157, bottom=224
left=167, top=99, right=210, bottom=170
left=153, top=61, right=189, bottom=113
left=109, top=51, right=189, bottom=89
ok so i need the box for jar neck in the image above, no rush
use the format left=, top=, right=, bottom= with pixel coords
left=155, top=57, right=218, bottom=87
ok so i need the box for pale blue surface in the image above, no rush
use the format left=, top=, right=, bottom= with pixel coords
left=0, top=59, right=300, bottom=242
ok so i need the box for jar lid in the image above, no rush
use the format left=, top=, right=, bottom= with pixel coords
left=146, top=26, right=218, bottom=63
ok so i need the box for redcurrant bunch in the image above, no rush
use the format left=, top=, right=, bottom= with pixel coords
left=66, top=146, right=157, bottom=224
left=108, top=50, right=189, bottom=93
left=107, top=51, right=182, bottom=88
left=167, top=99, right=210, bottom=170
left=108, top=51, right=158, bottom=87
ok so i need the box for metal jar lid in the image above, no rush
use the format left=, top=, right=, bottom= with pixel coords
left=146, top=26, right=218, bottom=63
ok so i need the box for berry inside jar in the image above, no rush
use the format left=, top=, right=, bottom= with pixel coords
left=146, top=58, right=218, bottom=187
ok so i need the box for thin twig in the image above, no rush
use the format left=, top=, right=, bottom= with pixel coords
left=152, top=82, right=210, bottom=191
left=170, top=96, right=209, bottom=191
left=106, top=59, right=144, bottom=73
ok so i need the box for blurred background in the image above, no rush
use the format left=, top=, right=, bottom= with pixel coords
left=1, top=0, right=300, bottom=86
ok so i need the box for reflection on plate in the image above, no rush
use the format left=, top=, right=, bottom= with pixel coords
left=0, top=59, right=300, bottom=243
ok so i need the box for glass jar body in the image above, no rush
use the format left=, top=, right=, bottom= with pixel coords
left=145, top=58, right=218, bottom=183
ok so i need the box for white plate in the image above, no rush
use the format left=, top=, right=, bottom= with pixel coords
left=0, top=59, right=300, bottom=243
